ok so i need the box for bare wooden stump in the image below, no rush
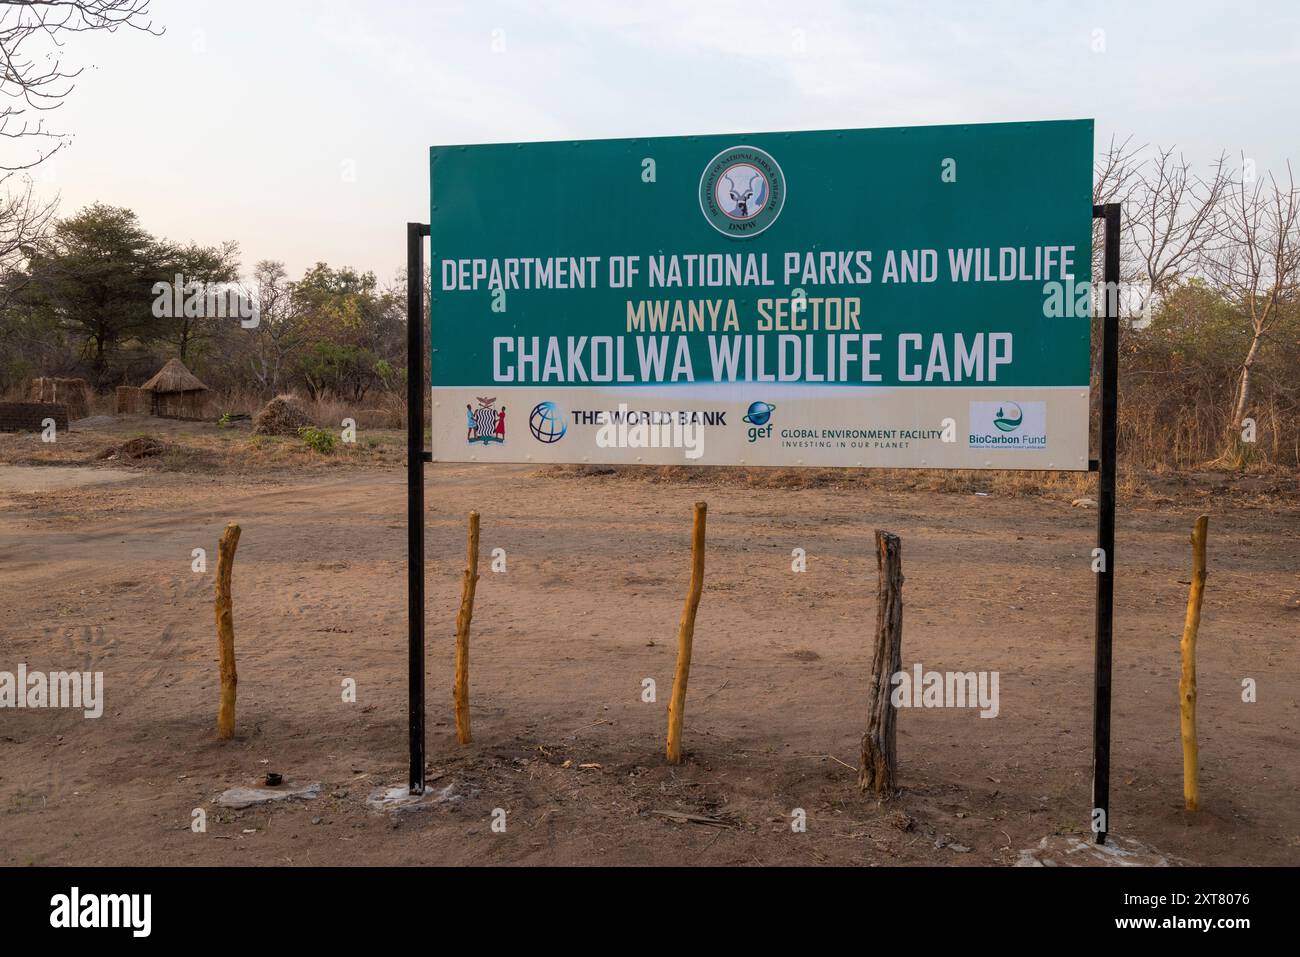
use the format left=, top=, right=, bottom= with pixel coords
left=454, top=511, right=480, bottom=745
left=215, top=522, right=241, bottom=739
left=1180, top=515, right=1209, bottom=811
left=666, top=501, right=707, bottom=764
left=860, top=529, right=903, bottom=796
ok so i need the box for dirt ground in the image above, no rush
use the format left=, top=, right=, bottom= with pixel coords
left=0, top=419, right=1297, bottom=866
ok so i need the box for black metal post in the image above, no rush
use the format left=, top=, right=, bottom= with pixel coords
left=1091, top=202, right=1121, bottom=843
left=407, top=221, right=429, bottom=794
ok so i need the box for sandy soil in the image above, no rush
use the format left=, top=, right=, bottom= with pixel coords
left=0, top=429, right=1297, bottom=866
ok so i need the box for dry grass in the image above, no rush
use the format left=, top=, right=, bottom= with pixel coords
left=210, top=389, right=407, bottom=430
left=539, top=462, right=1093, bottom=495
left=537, top=461, right=1299, bottom=506
left=1117, top=390, right=1298, bottom=471
left=0, top=417, right=407, bottom=474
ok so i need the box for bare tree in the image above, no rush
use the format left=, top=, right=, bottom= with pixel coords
left=1127, top=147, right=1230, bottom=314
left=1208, top=160, right=1300, bottom=453
left=1094, top=135, right=1144, bottom=210
left=0, top=2, right=160, bottom=302
left=1092, top=135, right=1144, bottom=287
left=0, top=173, right=55, bottom=306
left=1093, top=139, right=1232, bottom=325
left=1, top=1, right=160, bottom=170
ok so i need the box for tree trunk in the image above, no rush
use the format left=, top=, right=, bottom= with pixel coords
left=453, top=511, right=480, bottom=745
left=666, top=502, right=707, bottom=764
left=1179, top=516, right=1208, bottom=811
left=860, top=530, right=903, bottom=797
left=1224, top=330, right=1264, bottom=462
left=1231, top=330, right=1264, bottom=427
left=92, top=329, right=107, bottom=383
left=215, top=522, right=241, bottom=739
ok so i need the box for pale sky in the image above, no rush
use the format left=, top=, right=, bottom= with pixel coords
left=30, top=0, right=1300, bottom=284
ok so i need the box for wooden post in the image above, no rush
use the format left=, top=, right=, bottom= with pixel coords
left=860, top=530, right=903, bottom=796
left=666, top=501, right=707, bottom=764
left=453, top=511, right=480, bottom=745
left=1180, top=515, right=1209, bottom=811
left=215, top=522, right=241, bottom=739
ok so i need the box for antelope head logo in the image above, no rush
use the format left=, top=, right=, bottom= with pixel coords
left=724, top=171, right=765, bottom=218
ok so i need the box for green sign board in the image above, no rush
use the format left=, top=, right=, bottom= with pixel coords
left=430, top=119, right=1093, bottom=469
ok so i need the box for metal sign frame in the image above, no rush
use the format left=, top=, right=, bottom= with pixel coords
left=403, top=201, right=1122, bottom=844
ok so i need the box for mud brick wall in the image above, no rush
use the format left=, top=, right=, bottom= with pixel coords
left=0, top=402, right=69, bottom=432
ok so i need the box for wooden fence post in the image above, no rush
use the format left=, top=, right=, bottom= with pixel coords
left=454, top=511, right=480, bottom=745
left=860, top=529, right=903, bottom=796
left=1180, top=515, right=1209, bottom=811
left=215, top=522, right=241, bottom=739
left=666, top=501, right=707, bottom=764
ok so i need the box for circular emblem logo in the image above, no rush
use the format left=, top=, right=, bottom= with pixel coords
left=743, top=401, right=776, bottom=426
left=699, top=145, right=786, bottom=238
left=529, top=401, right=567, bottom=443
left=994, top=403, right=1024, bottom=433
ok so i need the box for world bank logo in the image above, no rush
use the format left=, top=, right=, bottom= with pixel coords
left=993, top=403, right=1024, bottom=433
left=529, top=401, right=567, bottom=443
left=699, top=145, right=786, bottom=238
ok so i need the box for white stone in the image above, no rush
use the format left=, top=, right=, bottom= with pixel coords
left=215, top=782, right=322, bottom=809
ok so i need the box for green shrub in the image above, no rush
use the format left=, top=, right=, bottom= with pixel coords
left=298, top=426, right=336, bottom=454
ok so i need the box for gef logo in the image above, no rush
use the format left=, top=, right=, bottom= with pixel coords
left=743, top=401, right=775, bottom=442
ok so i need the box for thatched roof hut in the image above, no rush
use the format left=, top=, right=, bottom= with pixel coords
left=142, top=357, right=208, bottom=394
left=141, top=358, right=209, bottom=419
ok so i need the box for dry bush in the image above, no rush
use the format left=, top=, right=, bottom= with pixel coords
left=1112, top=300, right=1299, bottom=470
left=253, top=394, right=314, bottom=436
left=90, top=435, right=207, bottom=470
left=103, top=436, right=170, bottom=460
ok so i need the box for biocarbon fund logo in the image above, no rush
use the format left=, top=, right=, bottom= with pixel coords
left=969, top=400, right=1047, bottom=449
left=993, top=402, right=1024, bottom=432
left=699, top=145, right=786, bottom=237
